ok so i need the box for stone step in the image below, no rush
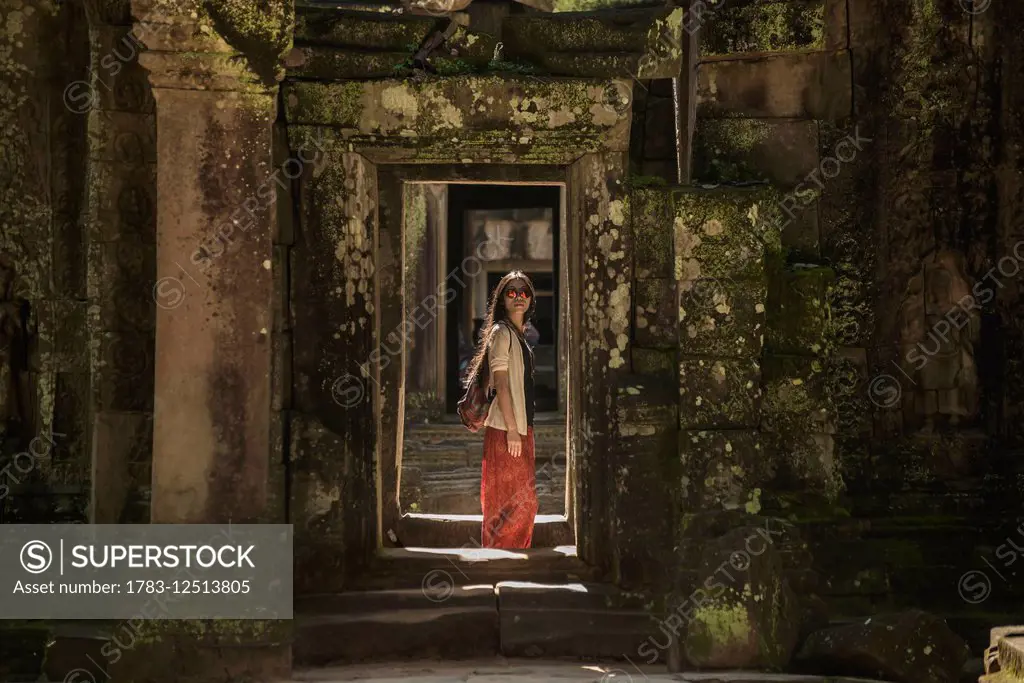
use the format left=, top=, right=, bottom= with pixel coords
left=295, top=586, right=500, bottom=665
left=295, top=582, right=663, bottom=666
left=497, top=581, right=663, bottom=660
left=293, top=658, right=896, bottom=682
left=389, top=515, right=575, bottom=549
left=346, top=546, right=600, bottom=590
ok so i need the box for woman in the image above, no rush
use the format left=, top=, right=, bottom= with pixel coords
left=463, top=271, right=539, bottom=548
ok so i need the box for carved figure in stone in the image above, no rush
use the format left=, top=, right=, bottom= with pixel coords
left=897, top=250, right=980, bottom=432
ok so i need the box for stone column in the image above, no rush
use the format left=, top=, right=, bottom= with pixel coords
left=132, top=1, right=281, bottom=524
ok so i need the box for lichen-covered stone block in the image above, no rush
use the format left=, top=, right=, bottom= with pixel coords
left=504, top=6, right=679, bottom=53
left=680, top=525, right=802, bottom=668
left=829, top=347, right=872, bottom=438
left=673, top=187, right=784, bottom=281
left=284, top=77, right=632, bottom=163
left=290, top=150, right=376, bottom=429
left=36, top=300, right=90, bottom=375
left=679, top=278, right=767, bottom=358
left=679, top=358, right=762, bottom=429
left=576, top=152, right=632, bottom=372
left=200, top=0, right=294, bottom=84
left=766, top=266, right=835, bottom=355
left=611, top=376, right=678, bottom=588
left=700, top=0, right=826, bottom=56
left=635, top=278, right=677, bottom=348
left=294, top=8, right=435, bottom=50
left=615, top=379, right=678, bottom=426
left=446, top=25, right=497, bottom=63
left=697, top=50, right=852, bottom=120
left=631, top=347, right=676, bottom=377
left=288, top=412, right=345, bottom=542
left=631, top=188, right=674, bottom=278
left=284, top=48, right=414, bottom=79
left=678, top=429, right=771, bottom=512
left=692, top=118, right=819, bottom=186
left=773, top=432, right=841, bottom=498
left=502, top=7, right=683, bottom=78
left=761, top=354, right=833, bottom=434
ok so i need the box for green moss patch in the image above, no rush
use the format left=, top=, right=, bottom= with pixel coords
left=673, top=187, right=785, bottom=282
left=701, top=0, right=825, bottom=56
left=294, top=8, right=436, bottom=50
left=203, top=0, right=293, bottom=85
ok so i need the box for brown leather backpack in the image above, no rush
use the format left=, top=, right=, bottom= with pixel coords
left=457, top=324, right=512, bottom=432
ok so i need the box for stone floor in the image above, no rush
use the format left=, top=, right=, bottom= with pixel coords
left=293, top=659, right=889, bottom=683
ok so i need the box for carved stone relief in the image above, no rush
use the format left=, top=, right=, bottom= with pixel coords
left=897, top=250, right=981, bottom=432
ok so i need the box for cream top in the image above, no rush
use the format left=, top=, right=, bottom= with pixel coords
left=484, top=323, right=529, bottom=436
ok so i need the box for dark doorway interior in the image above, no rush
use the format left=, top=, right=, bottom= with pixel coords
left=445, top=184, right=562, bottom=415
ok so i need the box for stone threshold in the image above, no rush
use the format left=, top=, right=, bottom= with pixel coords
left=324, top=544, right=601, bottom=591
left=392, top=513, right=573, bottom=548
left=294, top=658, right=891, bottom=682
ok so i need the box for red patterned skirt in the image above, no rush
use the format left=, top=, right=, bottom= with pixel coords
left=481, top=426, right=538, bottom=549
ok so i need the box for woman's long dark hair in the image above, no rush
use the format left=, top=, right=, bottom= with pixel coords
left=462, top=270, right=536, bottom=388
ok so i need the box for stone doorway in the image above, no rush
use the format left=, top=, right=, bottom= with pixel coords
left=398, top=182, right=571, bottom=546
left=285, top=75, right=633, bottom=592
left=379, top=172, right=575, bottom=551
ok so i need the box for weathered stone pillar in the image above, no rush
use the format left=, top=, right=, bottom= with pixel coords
left=100, top=5, right=295, bottom=683
left=570, top=152, right=632, bottom=570
left=132, top=0, right=288, bottom=524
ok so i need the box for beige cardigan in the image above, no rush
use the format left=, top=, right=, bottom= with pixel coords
left=484, top=323, right=529, bottom=436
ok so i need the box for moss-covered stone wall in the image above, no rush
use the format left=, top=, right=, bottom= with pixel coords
left=6, top=0, right=1024, bottom=670
left=685, top=0, right=1024, bottom=650
left=0, top=0, right=96, bottom=524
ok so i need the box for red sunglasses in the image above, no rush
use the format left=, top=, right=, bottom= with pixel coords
left=505, top=287, right=531, bottom=299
